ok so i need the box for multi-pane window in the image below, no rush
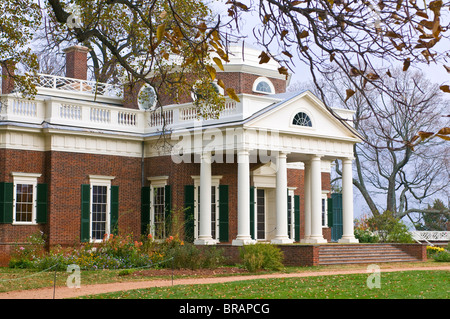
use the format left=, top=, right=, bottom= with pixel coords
left=92, top=185, right=108, bottom=241
left=256, top=81, right=272, bottom=93
left=292, top=112, right=312, bottom=127
left=256, top=189, right=265, bottom=240
left=321, top=196, right=328, bottom=227
left=153, top=186, right=165, bottom=239
left=197, top=186, right=218, bottom=239
left=12, top=173, right=41, bottom=224
left=15, top=184, right=34, bottom=223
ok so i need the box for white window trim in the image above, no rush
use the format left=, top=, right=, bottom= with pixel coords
left=289, top=109, right=315, bottom=129
left=288, top=188, right=296, bottom=240
left=11, top=172, right=41, bottom=225
left=252, top=77, right=275, bottom=94
left=191, top=175, right=222, bottom=242
left=147, top=176, right=169, bottom=240
left=89, top=175, right=114, bottom=243
left=321, top=191, right=330, bottom=228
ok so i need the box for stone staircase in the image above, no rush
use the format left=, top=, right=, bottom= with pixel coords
left=318, top=244, right=421, bottom=265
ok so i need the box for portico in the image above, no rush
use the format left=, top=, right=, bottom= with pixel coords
left=189, top=90, right=362, bottom=245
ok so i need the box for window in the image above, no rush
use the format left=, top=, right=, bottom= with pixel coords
left=138, top=84, right=157, bottom=110
left=253, top=77, right=275, bottom=94
left=321, top=194, right=328, bottom=227
left=152, top=186, right=166, bottom=239
left=80, top=175, right=117, bottom=243
left=145, top=176, right=170, bottom=240
left=192, top=176, right=222, bottom=241
left=196, top=185, right=219, bottom=240
left=12, top=173, right=41, bottom=224
left=91, top=185, right=108, bottom=240
left=292, top=112, right=312, bottom=127
left=256, top=81, right=272, bottom=93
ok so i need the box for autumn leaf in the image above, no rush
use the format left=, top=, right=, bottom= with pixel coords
left=439, top=85, right=450, bottom=93
left=299, top=30, right=309, bottom=38
left=205, top=65, right=216, bottom=80
left=344, top=89, right=355, bottom=102
left=226, top=87, right=240, bottom=102
left=282, top=51, right=293, bottom=58
left=213, top=57, right=224, bottom=71
left=258, top=51, right=271, bottom=64
left=403, top=58, right=411, bottom=71
left=278, top=66, right=289, bottom=76
left=217, top=79, right=225, bottom=89
left=156, top=23, right=166, bottom=43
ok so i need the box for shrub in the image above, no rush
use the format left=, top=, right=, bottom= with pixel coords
left=367, top=211, right=414, bottom=243
left=239, top=243, right=284, bottom=272
left=9, top=231, right=46, bottom=269
left=354, top=214, right=379, bottom=243
left=432, top=250, right=450, bottom=262
left=160, top=236, right=225, bottom=270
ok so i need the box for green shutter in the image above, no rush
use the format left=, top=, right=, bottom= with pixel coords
left=164, top=185, right=172, bottom=236
left=0, top=182, right=13, bottom=224
left=36, top=184, right=48, bottom=224
left=141, top=186, right=151, bottom=235
left=218, top=185, right=229, bottom=242
left=184, top=185, right=195, bottom=243
left=110, top=186, right=119, bottom=235
left=250, top=186, right=255, bottom=240
left=327, top=197, right=333, bottom=228
left=80, top=184, right=91, bottom=242
left=294, top=195, right=300, bottom=242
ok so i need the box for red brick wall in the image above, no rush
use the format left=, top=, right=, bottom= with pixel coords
left=122, top=71, right=287, bottom=109
left=0, top=148, right=142, bottom=265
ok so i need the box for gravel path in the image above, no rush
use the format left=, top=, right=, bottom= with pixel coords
left=0, top=264, right=448, bottom=299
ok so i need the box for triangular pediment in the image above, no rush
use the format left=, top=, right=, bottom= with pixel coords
left=244, top=91, right=361, bottom=142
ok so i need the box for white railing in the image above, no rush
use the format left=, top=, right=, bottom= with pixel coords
left=34, top=73, right=123, bottom=98
left=0, top=94, right=243, bottom=134
left=410, top=231, right=449, bottom=246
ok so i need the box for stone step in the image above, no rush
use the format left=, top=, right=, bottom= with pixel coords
left=317, top=244, right=420, bottom=265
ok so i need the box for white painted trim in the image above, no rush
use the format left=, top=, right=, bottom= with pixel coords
left=11, top=173, right=41, bottom=225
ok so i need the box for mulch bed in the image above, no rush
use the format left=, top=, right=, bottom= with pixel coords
left=132, top=267, right=249, bottom=277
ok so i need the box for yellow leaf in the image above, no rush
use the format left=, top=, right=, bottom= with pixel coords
left=226, top=88, right=240, bottom=102
left=258, top=51, right=271, bottom=64
left=217, top=79, right=225, bottom=89
left=344, top=89, right=355, bottom=102
left=205, top=65, right=216, bottom=81
left=437, top=127, right=450, bottom=135
left=213, top=57, right=224, bottom=71
left=156, top=23, right=166, bottom=43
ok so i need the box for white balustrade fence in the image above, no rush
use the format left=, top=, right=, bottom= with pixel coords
left=410, top=231, right=449, bottom=242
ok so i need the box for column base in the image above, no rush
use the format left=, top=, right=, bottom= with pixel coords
left=194, top=238, right=218, bottom=245
left=232, top=238, right=256, bottom=246
left=338, top=236, right=359, bottom=243
left=304, top=236, right=327, bottom=244
left=271, top=237, right=294, bottom=244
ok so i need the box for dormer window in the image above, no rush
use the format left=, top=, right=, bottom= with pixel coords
left=292, top=112, right=312, bottom=127
left=253, top=77, right=275, bottom=94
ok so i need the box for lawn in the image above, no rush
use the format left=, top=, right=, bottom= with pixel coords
left=79, top=270, right=449, bottom=299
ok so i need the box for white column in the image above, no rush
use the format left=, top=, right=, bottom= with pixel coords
left=272, top=152, right=293, bottom=244
left=194, top=152, right=216, bottom=245
left=308, top=155, right=327, bottom=243
left=232, top=149, right=255, bottom=246
left=301, top=161, right=311, bottom=243
left=339, top=158, right=359, bottom=243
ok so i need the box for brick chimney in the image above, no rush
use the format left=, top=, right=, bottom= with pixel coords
left=63, top=45, right=89, bottom=80
left=1, top=61, right=16, bottom=94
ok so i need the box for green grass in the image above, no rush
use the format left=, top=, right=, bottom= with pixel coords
left=79, top=270, right=449, bottom=299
